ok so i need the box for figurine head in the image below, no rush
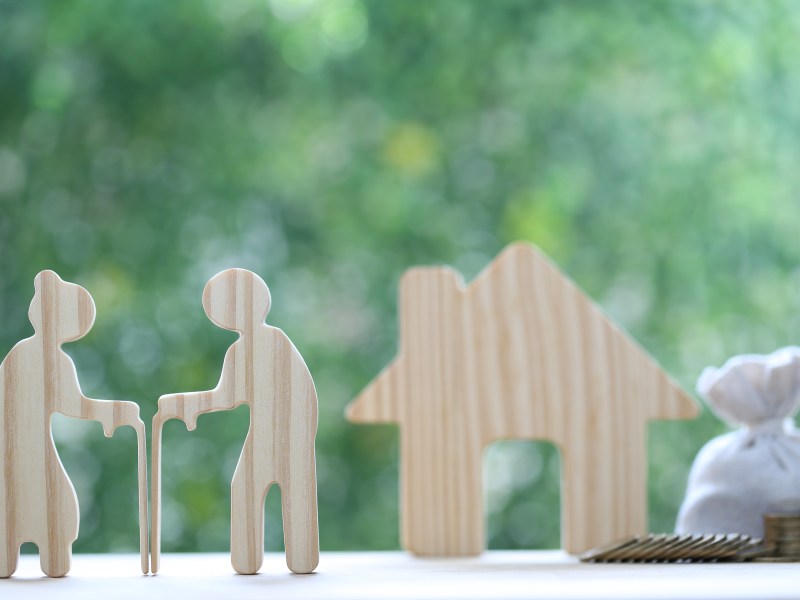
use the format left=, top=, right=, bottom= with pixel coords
left=202, top=268, right=271, bottom=333
left=28, top=270, right=96, bottom=343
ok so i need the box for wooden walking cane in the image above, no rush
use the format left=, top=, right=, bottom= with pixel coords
left=134, top=419, right=149, bottom=574
left=150, top=405, right=196, bottom=574
left=151, top=413, right=165, bottom=574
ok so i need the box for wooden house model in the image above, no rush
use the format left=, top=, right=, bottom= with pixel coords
left=346, top=243, right=698, bottom=555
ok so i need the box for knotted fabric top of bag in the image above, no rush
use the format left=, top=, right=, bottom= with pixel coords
left=676, top=347, right=800, bottom=538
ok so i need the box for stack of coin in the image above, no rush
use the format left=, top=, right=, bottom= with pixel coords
left=580, top=533, right=762, bottom=563
left=752, top=513, right=800, bottom=562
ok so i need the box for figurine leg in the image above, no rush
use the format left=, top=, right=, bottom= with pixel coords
left=39, top=544, right=71, bottom=578
left=38, top=474, right=78, bottom=577
left=230, top=471, right=266, bottom=575
left=0, top=542, right=18, bottom=578
left=281, top=455, right=319, bottom=574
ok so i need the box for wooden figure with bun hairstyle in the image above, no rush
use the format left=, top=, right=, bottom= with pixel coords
left=0, top=271, right=148, bottom=578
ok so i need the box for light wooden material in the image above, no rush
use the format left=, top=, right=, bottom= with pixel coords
left=151, top=268, right=319, bottom=575
left=0, top=270, right=148, bottom=578
left=5, top=552, right=799, bottom=600
left=346, top=243, right=699, bottom=556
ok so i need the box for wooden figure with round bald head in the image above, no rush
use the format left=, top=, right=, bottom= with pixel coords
left=0, top=271, right=149, bottom=578
left=151, top=269, right=319, bottom=576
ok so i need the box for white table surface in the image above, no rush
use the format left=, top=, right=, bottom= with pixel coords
left=2, top=551, right=799, bottom=600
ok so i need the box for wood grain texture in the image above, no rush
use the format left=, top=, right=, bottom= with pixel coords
left=346, top=243, right=699, bottom=556
left=0, top=270, right=148, bottom=577
left=151, top=268, right=319, bottom=576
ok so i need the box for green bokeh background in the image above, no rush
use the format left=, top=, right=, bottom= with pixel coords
left=2, top=0, right=800, bottom=554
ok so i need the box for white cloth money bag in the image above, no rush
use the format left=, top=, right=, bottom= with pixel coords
left=676, top=347, right=800, bottom=538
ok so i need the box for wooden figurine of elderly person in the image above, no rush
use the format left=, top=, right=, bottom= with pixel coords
left=151, top=268, right=319, bottom=576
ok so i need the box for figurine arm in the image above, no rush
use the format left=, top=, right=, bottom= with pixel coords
left=67, top=396, right=143, bottom=437
left=156, top=346, right=240, bottom=430
left=156, top=390, right=222, bottom=431
left=55, top=353, right=143, bottom=435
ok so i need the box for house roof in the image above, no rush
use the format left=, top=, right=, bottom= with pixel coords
left=347, top=242, right=698, bottom=429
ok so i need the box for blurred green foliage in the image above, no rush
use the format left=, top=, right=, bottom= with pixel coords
left=2, top=0, right=800, bottom=554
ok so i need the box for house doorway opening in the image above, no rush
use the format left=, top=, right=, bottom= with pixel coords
left=484, top=440, right=562, bottom=549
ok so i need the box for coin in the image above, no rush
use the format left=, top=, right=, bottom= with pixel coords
left=580, top=535, right=642, bottom=562
left=660, top=535, right=705, bottom=560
